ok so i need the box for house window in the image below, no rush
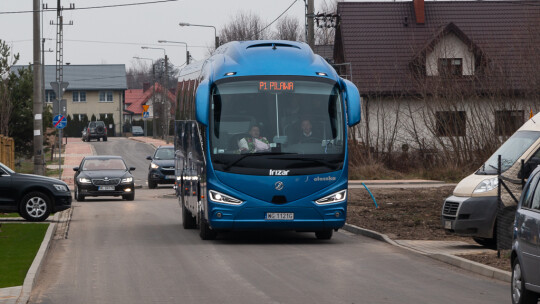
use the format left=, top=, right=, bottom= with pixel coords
left=73, top=91, right=86, bottom=102
left=73, top=114, right=88, bottom=121
left=495, top=110, right=524, bottom=136
left=45, top=90, right=56, bottom=103
left=99, top=91, right=114, bottom=102
left=436, top=111, right=466, bottom=137
left=99, top=113, right=113, bottom=120
left=438, top=58, right=463, bottom=76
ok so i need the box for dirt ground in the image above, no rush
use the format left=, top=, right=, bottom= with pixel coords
left=347, top=185, right=511, bottom=272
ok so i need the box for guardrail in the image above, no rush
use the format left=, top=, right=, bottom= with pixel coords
left=0, top=135, right=15, bottom=169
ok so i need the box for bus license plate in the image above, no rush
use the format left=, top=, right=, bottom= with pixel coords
left=266, top=213, right=294, bottom=220
left=99, top=186, right=115, bottom=191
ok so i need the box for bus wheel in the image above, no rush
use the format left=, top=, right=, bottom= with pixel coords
left=182, top=199, right=196, bottom=229
left=199, top=212, right=217, bottom=240
left=315, top=230, right=333, bottom=240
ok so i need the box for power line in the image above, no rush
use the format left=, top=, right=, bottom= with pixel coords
left=247, top=0, right=298, bottom=40
left=0, top=0, right=178, bottom=15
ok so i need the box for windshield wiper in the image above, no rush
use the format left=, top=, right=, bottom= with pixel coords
left=275, top=157, right=335, bottom=168
left=223, top=152, right=295, bottom=171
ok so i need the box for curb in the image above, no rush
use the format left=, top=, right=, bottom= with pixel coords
left=15, top=213, right=60, bottom=304
left=342, top=223, right=512, bottom=282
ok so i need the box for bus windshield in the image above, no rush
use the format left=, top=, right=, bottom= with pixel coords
left=210, top=77, right=345, bottom=175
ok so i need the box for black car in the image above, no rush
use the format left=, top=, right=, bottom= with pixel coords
left=147, top=145, right=175, bottom=189
left=0, top=161, right=72, bottom=221
left=83, top=121, right=107, bottom=142
left=73, top=156, right=135, bottom=201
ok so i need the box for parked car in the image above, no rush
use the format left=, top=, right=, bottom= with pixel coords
left=84, top=121, right=107, bottom=142
left=132, top=126, right=144, bottom=136
left=442, top=113, right=540, bottom=247
left=73, top=156, right=135, bottom=201
left=146, top=145, right=175, bottom=189
left=0, top=161, right=72, bottom=221
left=511, top=166, right=540, bottom=304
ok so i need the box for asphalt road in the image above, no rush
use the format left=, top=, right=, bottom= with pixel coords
left=27, top=138, right=509, bottom=304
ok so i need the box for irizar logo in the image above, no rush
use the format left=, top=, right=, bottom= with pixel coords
left=269, top=169, right=290, bottom=176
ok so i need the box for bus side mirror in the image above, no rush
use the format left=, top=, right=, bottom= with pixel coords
left=342, top=79, right=361, bottom=127
left=196, top=80, right=210, bottom=126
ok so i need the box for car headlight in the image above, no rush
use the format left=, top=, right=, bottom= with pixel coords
left=121, top=177, right=133, bottom=184
left=150, top=163, right=159, bottom=169
left=53, top=184, right=69, bottom=192
left=473, top=177, right=499, bottom=193
left=315, top=189, right=347, bottom=205
left=209, top=190, right=243, bottom=205
left=78, top=177, right=91, bottom=184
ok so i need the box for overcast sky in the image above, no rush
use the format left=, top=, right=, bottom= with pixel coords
left=1, top=0, right=354, bottom=70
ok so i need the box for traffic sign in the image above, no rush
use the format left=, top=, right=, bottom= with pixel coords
left=143, top=111, right=150, bottom=119
left=53, top=115, right=67, bottom=129
left=50, top=81, right=69, bottom=98
left=53, top=99, right=67, bottom=115
left=142, top=104, right=149, bottom=112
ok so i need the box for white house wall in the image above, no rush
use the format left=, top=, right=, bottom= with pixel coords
left=426, top=33, right=475, bottom=76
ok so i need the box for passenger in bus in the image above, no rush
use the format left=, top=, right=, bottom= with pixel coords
left=238, top=125, right=270, bottom=153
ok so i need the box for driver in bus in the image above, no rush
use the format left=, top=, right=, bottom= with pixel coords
left=238, top=125, right=270, bottom=153
left=295, top=119, right=320, bottom=143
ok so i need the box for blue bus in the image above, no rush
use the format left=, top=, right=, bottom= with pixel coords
left=174, top=40, right=360, bottom=240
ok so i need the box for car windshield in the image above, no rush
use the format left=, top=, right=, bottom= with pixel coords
left=82, top=158, right=127, bottom=171
left=477, top=130, right=540, bottom=174
left=154, top=148, right=174, bottom=160
left=133, top=127, right=143, bottom=132
left=0, top=162, right=15, bottom=174
left=209, top=76, right=345, bottom=175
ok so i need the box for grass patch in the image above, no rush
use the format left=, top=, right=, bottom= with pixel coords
left=0, top=213, right=20, bottom=218
left=0, top=223, right=49, bottom=288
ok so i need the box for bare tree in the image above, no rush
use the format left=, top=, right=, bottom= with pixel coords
left=0, top=40, right=19, bottom=136
left=315, top=0, right=341, bottom=45
left=274, top=15, right=301, bottom=41
left=219, top=11, right=270, bottom=45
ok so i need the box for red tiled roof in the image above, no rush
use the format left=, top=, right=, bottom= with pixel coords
left=335, top=1, right=540, bottom=95
left=125, top=84, right=176, bottom=115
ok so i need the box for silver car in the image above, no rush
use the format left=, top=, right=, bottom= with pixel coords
left=511, top=166, right=540, bottom=304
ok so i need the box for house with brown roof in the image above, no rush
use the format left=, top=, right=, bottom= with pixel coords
left=124, top=82, right=177, bottom=124
left=334, top=0, right=540, bottom=162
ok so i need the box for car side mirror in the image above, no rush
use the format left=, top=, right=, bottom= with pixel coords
left=73, top=167, right=79, bottom=172
left=146, top=156, right=152, bottom=160
left=130, top=167, right=136, bottom=171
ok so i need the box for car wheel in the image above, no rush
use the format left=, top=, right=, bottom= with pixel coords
left=473, top=237, right=496, bottom=249
left=19, top=191, right=51, bottom=222
left=512, top=258, right=539, bottom=304
left=75, top=186, right=85, bottom=201
left=148, top=180, right=157, bottom=189
left=182, top=198, right=196, bottom=229
left=123, top=192, right=135, bottom=201
left=315, top=230, right=333, bottom=240
left=199, top=211, right=217, bottom=240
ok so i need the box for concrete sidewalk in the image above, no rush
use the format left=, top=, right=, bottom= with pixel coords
left=0, top=136, right=510, bottom=304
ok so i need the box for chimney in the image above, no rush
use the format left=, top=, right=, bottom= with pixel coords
left=413, top=0, right=425, bottom=24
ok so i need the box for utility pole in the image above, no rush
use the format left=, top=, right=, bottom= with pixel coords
left=33, top=0, right=44, bottom=175
left=305, top=0, right=315, bottom=48
left=163, top=55, right=169, bottom=141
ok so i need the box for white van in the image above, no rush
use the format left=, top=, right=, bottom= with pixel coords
left=442, top=113, right=540, bottom=246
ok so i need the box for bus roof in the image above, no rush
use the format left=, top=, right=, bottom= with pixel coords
left=193, top=40, right=340, bottom=83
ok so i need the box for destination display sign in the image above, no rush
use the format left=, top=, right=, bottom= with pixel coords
left=259, top=81, right=294, bottom=92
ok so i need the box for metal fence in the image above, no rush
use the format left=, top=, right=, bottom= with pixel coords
left=496, top=155, right=523, bottom=251
left=0, top=135, right=15, bottom=169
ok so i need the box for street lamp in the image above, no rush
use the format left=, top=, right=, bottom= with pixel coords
left=141, top=46, right=169, bottom=141
left=158, top=40, right=190, bottom=65
left=179, top=22, right=219, bottom=49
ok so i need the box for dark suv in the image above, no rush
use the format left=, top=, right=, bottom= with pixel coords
left=146, top=146, right=175, bottom=189
left=84, top=121, right=107, bottom=142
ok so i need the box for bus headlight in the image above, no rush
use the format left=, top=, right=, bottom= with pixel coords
left=209, top=190, right=243, bottom=205
left=316, top=190, right=347, bottom=205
